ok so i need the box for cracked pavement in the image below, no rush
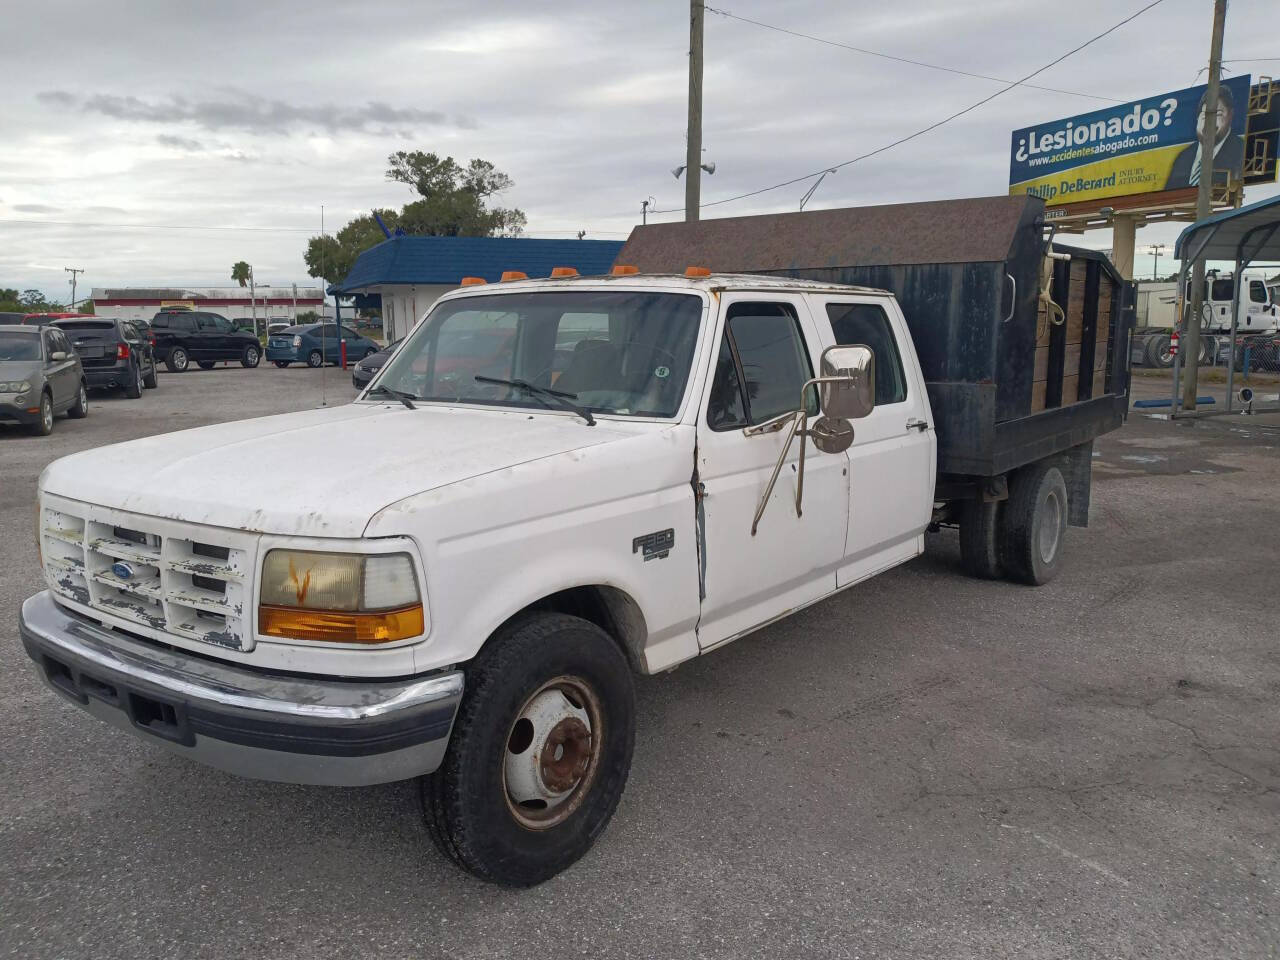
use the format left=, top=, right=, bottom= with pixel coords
left=2, top=367, right=1278, bottom=959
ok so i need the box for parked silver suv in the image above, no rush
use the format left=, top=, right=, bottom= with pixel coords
left=0, top=325, right=88, bottom=436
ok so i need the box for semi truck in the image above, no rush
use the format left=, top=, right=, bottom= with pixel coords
left=1130, top=269, right=1278, bottom=367
left=19, top=194, right=1131, bottom=886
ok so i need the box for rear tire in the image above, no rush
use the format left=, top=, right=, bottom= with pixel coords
left=274, top=360, right=290, bottom=368
left=143, top=361, right=158, bottom=389
left=241, top=344, right=261, bottom=368
left=1145, top=335, right=1174, bottom=368
left=166, top=347, right=189, bottom=372
left=124, top=361, right=143, bottom=398
left=307, top=350, right=323, bottom=368
left=998, top=462, right=1068, bottom=586
left=422, top=612, right=635, bottom=887
left=68, top=382, right=88, bottom=419
left=197, top=361, right=216, bottom=370
left=958, top=498, right=1002, bottom=579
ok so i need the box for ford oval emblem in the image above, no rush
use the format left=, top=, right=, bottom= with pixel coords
left=112, top=561, right=135, bottom=580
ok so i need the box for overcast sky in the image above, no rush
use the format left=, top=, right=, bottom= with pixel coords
left=2, top=0, right=1277, bottom=300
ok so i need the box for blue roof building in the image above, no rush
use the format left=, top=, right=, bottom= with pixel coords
left=331, top=235, right=625, bottom=340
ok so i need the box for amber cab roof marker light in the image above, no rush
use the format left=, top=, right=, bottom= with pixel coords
left=460, top=276, right=487, bottom=286
left=550, top=266, right=579, bottom=278
left=500, top=270, right=528, bottom=282
left=685, top=266, right=712, bottom=277
left=610, top=265, right=640, bottom=275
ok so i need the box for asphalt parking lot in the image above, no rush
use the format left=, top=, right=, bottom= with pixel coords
left=3, top=367, right=1278, bottom=959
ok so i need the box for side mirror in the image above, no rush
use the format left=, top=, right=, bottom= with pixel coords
left=49, top=350, right=68, bottom=361
left=818, top=344, right=875, bottom=420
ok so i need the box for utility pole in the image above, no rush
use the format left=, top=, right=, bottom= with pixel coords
left=64, top=267, right=83, bottom=310
left=684, top=0, right=704, bottom=222
left=248, top=265, right=257, bottom=338
left=642, top=197, right=654, bottom=225
left=1149, top=243, right=1165, bottom=281
left=1180, top=0, right=1227, bottom=412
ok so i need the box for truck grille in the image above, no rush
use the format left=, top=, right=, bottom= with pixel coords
left=40, top=500, right=256, bottom=651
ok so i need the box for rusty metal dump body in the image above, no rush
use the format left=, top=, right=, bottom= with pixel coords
left=618, top=195, right=1134, bottom=479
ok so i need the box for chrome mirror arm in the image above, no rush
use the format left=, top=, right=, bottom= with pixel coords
left=750, top=410, right=805, bottom=536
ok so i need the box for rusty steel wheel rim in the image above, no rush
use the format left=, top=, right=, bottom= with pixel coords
left=501, top=675, right=604, bottom=830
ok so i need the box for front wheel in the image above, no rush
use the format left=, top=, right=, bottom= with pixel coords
left=197, top=361, right=216, bottom=370
left=273, top=360, right=290, bottom=368
left=241, top=344, right=261, bottom=368
left=29, top=392, right=54, bottom=436
left=307, top=350, right=324, bottom=368
left=999, top=462, right=1068, bottom=586
left=166, top=347, right=189, bottom=372
left=68, top=382, right=88, bottom=419
left=422, top=612, right=635, bottom=886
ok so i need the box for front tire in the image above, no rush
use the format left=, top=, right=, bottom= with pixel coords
left=29, top=392, right=54, bottom=436
left=166, top=347, right=189, bottom=372
left=241, top=344, right=261, bottom=368
left=422, top=612, right=635, bottom=886
left=68, top=382, right=88, bottom=419
left=197, top=361, right=216, bottom=370
left=999, top=462, right=1068, bottom=586
left=307, top=350, right=323, bottom=368
left=274, top=360, right=290, bottom=368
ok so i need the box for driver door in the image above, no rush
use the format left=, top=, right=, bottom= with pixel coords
left=694, top=295, right=849, bottom=650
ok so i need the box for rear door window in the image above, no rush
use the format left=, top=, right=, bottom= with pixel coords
left=825, top=301, right=908, bottom=405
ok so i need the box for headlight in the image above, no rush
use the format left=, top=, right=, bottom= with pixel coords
left=1, top=380, right=31, bottom=394
left=258, top=549, right=424, bottom=644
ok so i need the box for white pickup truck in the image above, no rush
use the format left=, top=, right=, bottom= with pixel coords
left=21, top=269, right=1083, bottom=886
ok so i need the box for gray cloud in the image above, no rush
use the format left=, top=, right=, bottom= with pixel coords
left=156, top=134, right=206, bottom=151
left=12, top=203, right=62, bottom=213
left=38, top=89, right=471, bottom=135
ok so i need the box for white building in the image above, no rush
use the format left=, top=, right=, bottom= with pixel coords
left=91, top=286, right=325, bottom=326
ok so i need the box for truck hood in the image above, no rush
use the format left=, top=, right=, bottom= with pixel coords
left=40, top=402, right=637, bottom=538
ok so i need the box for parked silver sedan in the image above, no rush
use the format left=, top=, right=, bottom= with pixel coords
left=0, top=325, right=88, bottom=436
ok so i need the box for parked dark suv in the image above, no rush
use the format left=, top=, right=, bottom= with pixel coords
left=52, top=317, right=157, bottom=397
left=150, top=309, right=262, bottom=372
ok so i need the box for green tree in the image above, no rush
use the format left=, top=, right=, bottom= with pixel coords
left=231, top=261, right=252, bottom=287
left=304, top=152, right=525, bottom=286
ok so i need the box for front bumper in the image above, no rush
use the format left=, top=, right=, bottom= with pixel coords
left=19, top=591, right=462, bottom=786
left=0, top=399, right=41, bottom=424
left=352, top=366, right=375, bottom=388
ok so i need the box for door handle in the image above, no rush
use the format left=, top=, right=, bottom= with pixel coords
left=906, top=418, right=929, bottom=432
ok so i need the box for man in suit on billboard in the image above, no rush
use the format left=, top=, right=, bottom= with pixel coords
left=1168, top=83, right=1244, bottom=189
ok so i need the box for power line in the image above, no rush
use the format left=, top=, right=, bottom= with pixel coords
left=649, top=0, right=1166, bottom=216
left=702, top=4, right=1121, bottom=103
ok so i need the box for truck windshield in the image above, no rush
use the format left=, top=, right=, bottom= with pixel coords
left=371, top=290, right=704, bottom=418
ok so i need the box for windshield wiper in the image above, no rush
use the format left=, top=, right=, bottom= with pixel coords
left=474, top=375, right=595, bottom=426
left=366, top=384, right=417, bottom=410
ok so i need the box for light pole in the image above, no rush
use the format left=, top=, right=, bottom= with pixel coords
left=65, top=267, right=83, bottom=311
left=1148, top=243, right=1165, bottom=281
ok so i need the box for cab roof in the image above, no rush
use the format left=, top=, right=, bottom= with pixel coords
left=442, top=272, right=890, bottom=298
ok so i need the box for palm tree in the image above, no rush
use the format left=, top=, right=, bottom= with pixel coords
left=231, top=261, right=252, bottom=287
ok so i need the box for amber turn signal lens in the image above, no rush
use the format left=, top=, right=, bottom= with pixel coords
left=610, top=264, right=639, bottom=275
left=460, top=276, right=487, bottom=286
left=500, top=270, right=528, bottom=282
left=685, top=265, right=711, bottom=277
left=259, top=604, right=425, bottom=644
left=550, top=266, right=578, bottom=277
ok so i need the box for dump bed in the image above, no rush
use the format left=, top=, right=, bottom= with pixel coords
left=617, top=195, right=1134, bottom=478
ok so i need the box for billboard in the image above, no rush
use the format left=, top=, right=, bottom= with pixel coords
left=1009, top=75, right=1251, bottom=206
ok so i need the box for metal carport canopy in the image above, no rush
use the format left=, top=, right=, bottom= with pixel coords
left=1174, top=192, right=1280, bottom=264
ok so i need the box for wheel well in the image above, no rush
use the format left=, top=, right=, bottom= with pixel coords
left=516, top=585, right=649, bottom=673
